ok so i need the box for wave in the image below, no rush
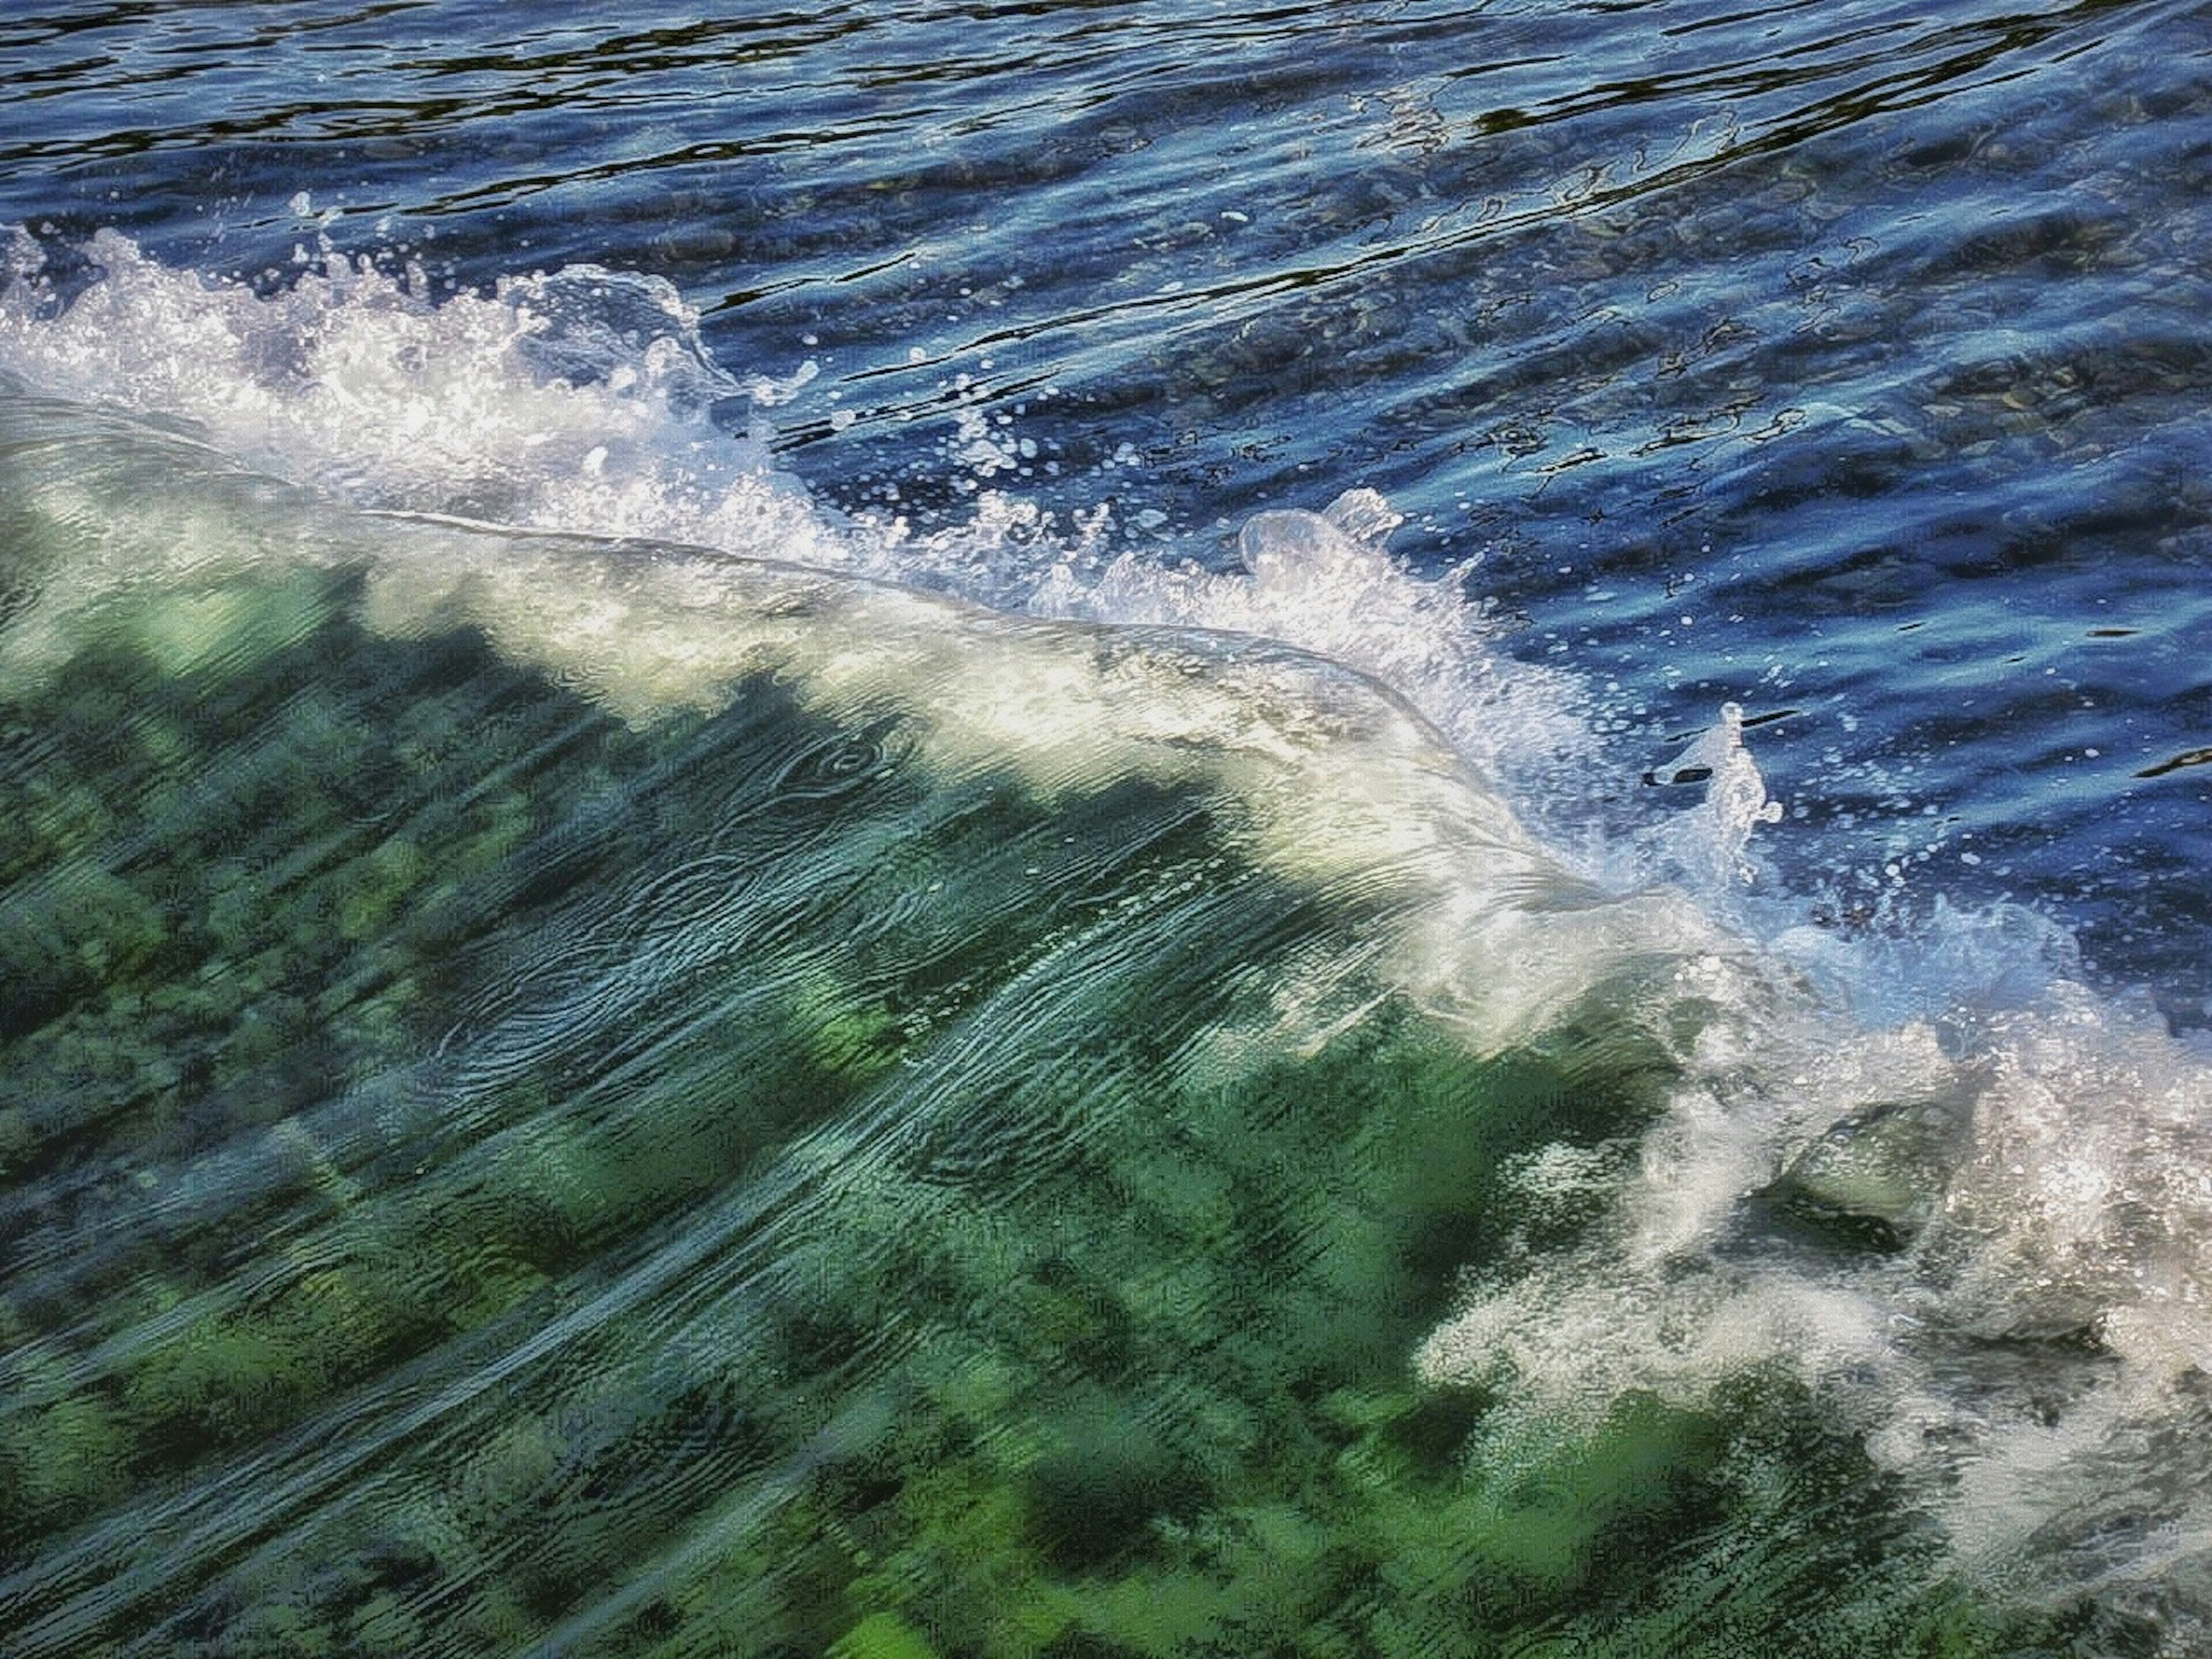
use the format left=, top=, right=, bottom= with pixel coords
left=2, top=231, right=2209, bottom=1654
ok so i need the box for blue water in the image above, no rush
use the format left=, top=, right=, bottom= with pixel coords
left=3, top=1, right=2211, bottom=1653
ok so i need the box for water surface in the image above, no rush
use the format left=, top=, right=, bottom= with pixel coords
left=2, top=2, right=2210, bottom=1653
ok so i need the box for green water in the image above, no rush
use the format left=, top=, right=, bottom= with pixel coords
left=0, top=409, right=2157, bottom=1657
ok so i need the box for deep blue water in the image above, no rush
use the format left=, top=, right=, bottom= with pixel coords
left=3, top=2, right=2211, bottom=1654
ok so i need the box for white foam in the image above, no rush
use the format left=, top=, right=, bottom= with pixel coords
left=0, top=230, right=1592, bottom=829
left=0, top=228, right=848, bottom=567
left=1417, top=941, right=2212, bottom=1620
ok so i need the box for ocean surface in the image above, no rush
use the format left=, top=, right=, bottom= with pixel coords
left=1, top=2, right=2209, bottom=1654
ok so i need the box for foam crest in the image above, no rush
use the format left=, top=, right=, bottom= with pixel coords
left=0, top=228, right=846, bottom=566
left=1018, top=488, right=1595, bottom=802
left=0, top=230, right=1591, bottom=836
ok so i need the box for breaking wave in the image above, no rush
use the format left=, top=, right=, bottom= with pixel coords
left=3, top=230, right=2210, bottom=1653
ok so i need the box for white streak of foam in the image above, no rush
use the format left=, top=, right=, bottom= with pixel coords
left=0, top=232, right=1592, bottom=835
left=1016, top=488, right=1595, bottom=804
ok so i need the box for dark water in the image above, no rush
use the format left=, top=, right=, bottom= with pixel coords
left=2, top=2, right=2210, bottom=1654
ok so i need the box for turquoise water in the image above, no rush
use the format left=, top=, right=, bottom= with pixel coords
left=2, top=2, right=2210, bottom=1654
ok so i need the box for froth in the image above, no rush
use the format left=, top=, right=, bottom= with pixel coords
left=0, top=229, right=1588, bottom=830
left=1418, top=942, right=2212, bottom=1626
left=0, top=228, right=849, bottom=567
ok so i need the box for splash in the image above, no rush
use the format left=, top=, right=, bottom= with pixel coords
left=1639, top=699, right=1788, bottom=893
left=1416, top=948, right=2212, bottom=1639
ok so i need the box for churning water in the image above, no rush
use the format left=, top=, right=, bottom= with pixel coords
left=1, top=2, right=2209, bottom=1654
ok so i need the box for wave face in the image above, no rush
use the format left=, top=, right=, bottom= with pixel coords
left=2, top=243, right=2211, bottom=1657
left=0, top=226, right=1589, bottom=804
